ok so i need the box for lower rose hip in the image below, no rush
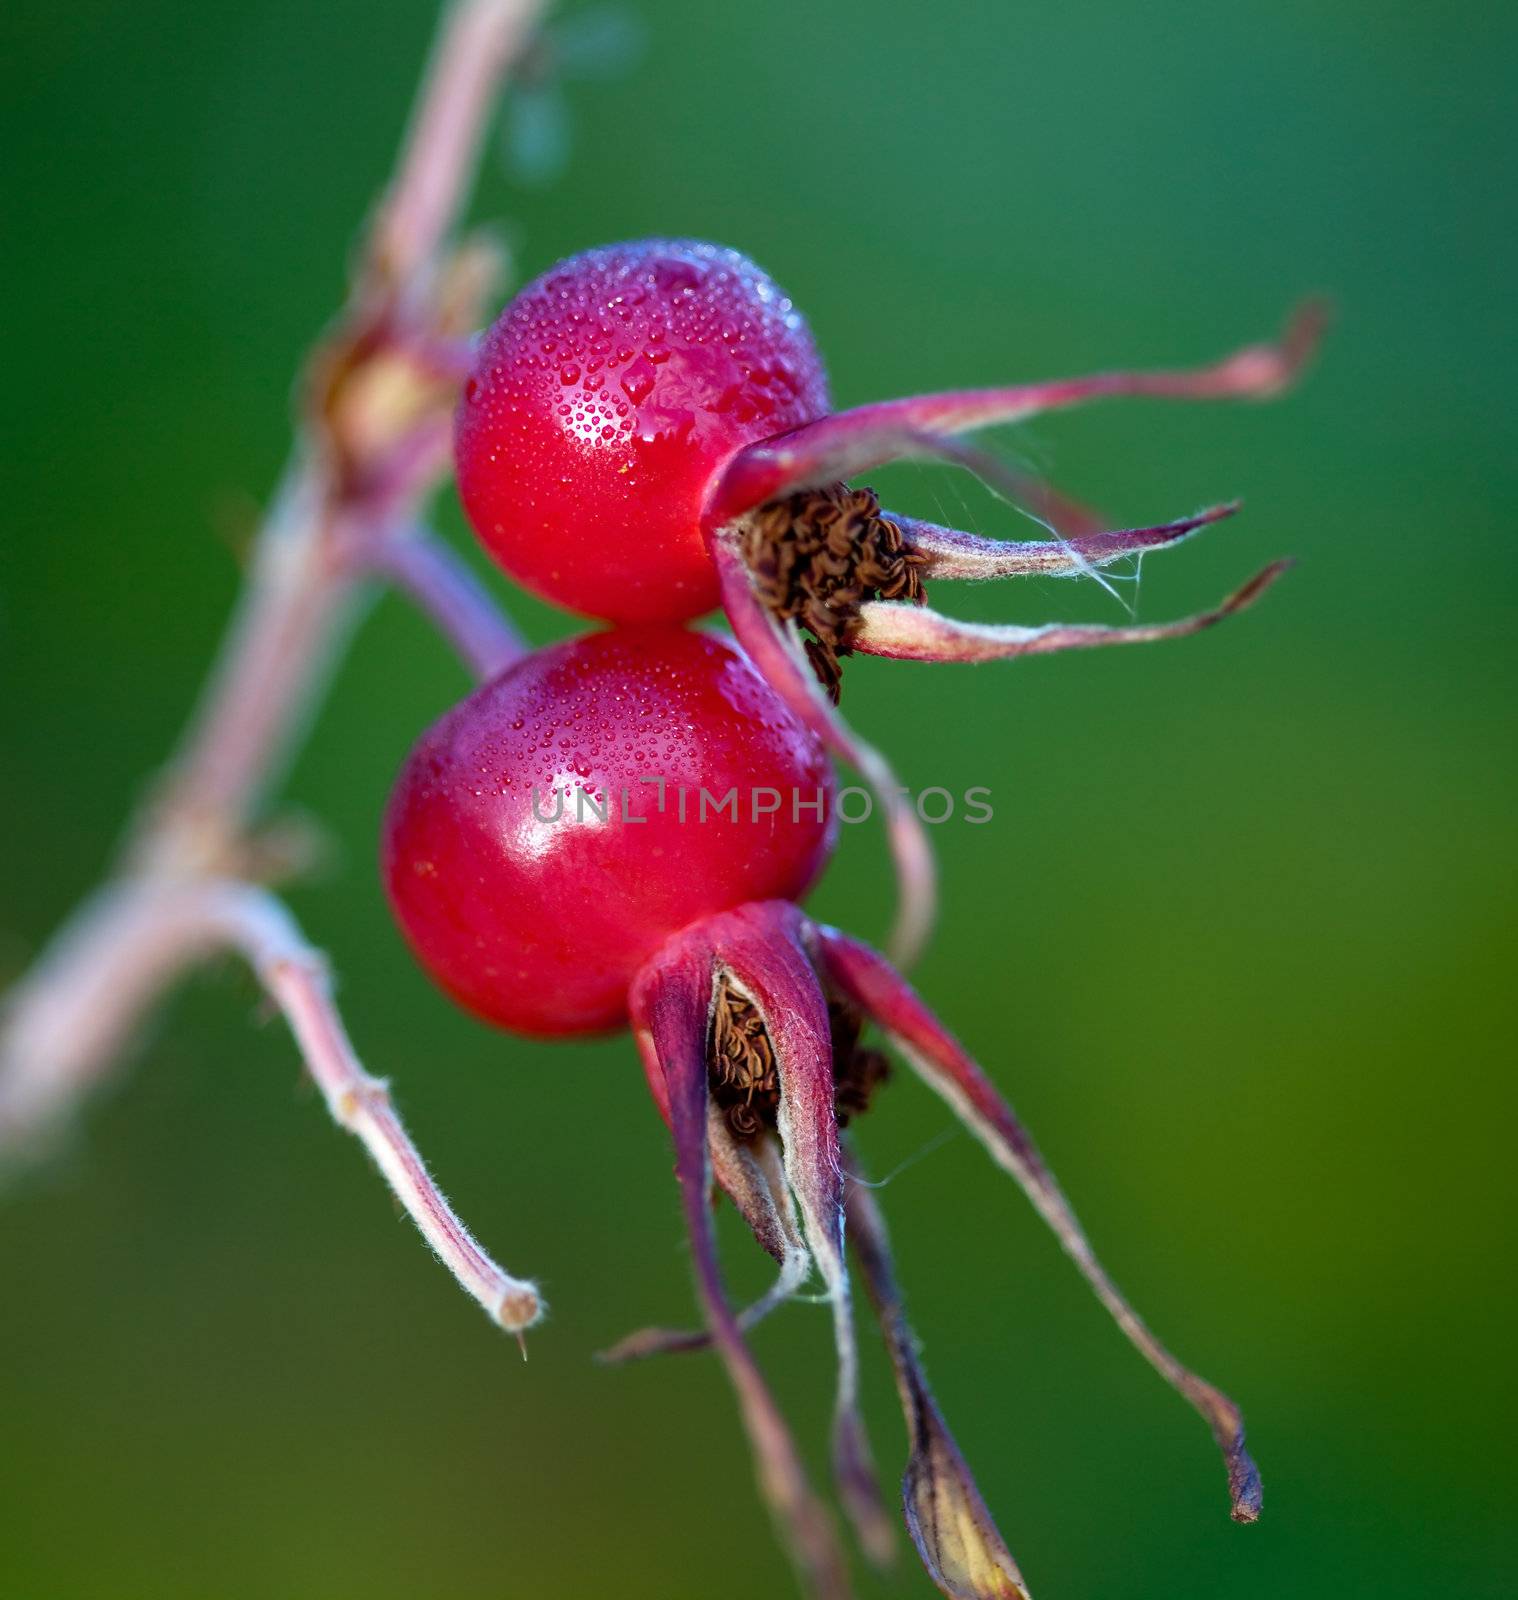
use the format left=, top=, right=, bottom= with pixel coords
left=381, top=624, right=834, bottom=1034
left=381, top=623, right=1262, bottom=1600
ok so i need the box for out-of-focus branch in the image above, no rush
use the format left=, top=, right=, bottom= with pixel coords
left=355, top=526, right=528, bottom=682
left=370, top=0, right=546, bottom=294
left=1, top=0, right=549, bottom=1327
left=130, top=0, right=547, bottom=882
left=1, top=882, right=231, bottom=1145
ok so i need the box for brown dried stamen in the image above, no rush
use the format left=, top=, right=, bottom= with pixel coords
left=709, top=977, right=780, bottom=1141
left=708, top=977, right=891, bottom=1141
left=742, top=482, right=929, bottom=701
left=828, top=998, right=892, bottom=1128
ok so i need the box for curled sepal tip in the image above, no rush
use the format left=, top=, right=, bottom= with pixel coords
left=845, top=1157, right=1032, bottom=1600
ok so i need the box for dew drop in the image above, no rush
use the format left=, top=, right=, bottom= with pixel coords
left=652, top=258, right=701, bottom=295
left=620, top=357, right=657, bottom=405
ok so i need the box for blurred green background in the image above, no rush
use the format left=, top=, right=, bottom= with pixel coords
left=3, top=1, right=1514, bottom=1596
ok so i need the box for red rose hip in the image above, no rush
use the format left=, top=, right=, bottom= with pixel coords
left=455, top=239, right=828, bottom=623
left=381, top=625, right=834, bottom=1035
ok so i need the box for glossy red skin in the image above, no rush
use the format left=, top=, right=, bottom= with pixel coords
left=382, top=627, right=836, bottom=1036
left=455, top=240, right=829, bottom=623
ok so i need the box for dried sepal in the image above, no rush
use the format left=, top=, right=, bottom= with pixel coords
left=851, top=562, right=1290, bottom=665
left=707, top=904, right=896, bottom=1569
left=708, top=1112, right=809, bottom=1275
left=630, top=938, right=853, bottom=1597
left=815, top=924, right=1262, bottom=1523
left=900, top=503, right=1239, bottom=582
left=844, top=1153, right=1032, bottom=1600
left=598, top=1115, right=809, bottom=1363
left=708, top=302, right=1327, bottom=520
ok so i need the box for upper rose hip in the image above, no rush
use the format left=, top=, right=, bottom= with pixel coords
left=455, top=239, right=828, bottom=623
left=381, top=625, right=834, bottom=1036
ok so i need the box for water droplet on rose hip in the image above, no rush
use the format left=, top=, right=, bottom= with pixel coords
left=620, top=357, right=656, bottom=405
left=652, top=258, right=701, bottom=294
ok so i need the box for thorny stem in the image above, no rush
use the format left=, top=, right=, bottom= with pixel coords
left=1, top=0, right=547, bottom=1328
